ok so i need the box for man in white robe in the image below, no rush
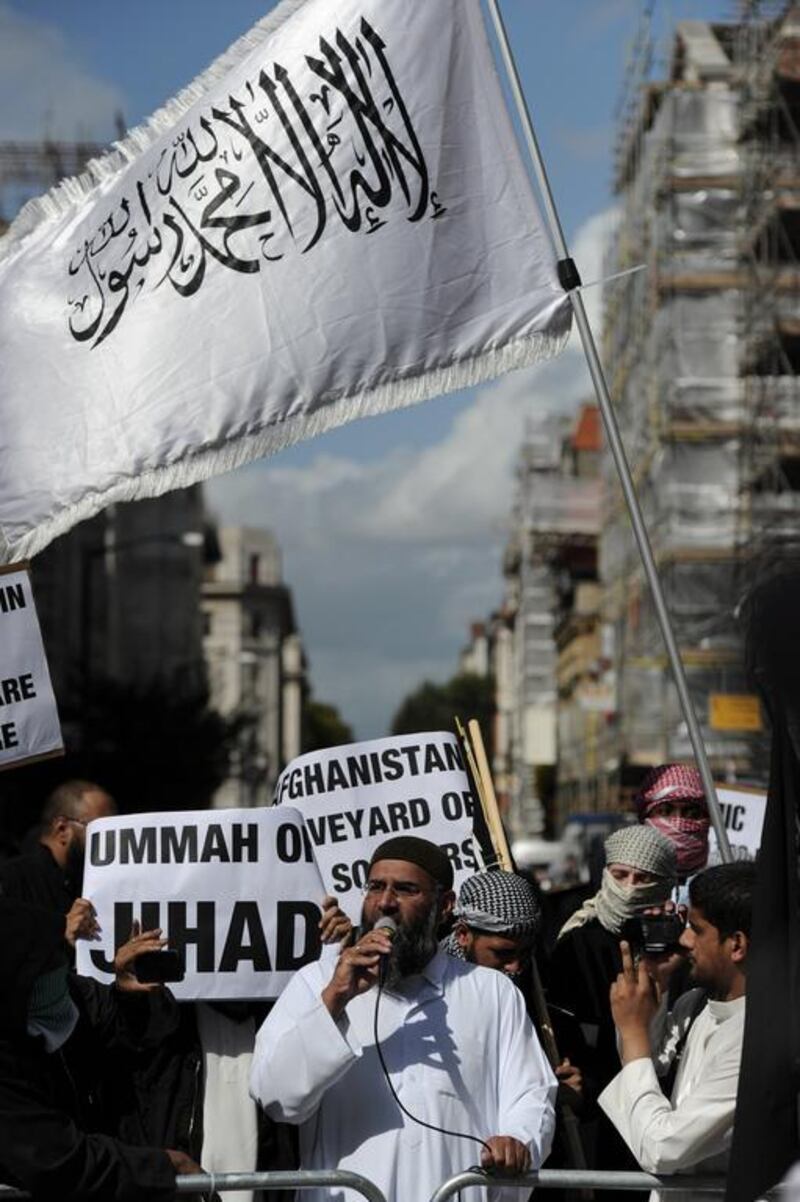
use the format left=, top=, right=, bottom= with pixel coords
left=599, top=861, right=756, bottom=1202
left=250, top=836, right=557, bottom=1202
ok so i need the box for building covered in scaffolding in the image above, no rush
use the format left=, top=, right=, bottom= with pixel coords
left=598, top=6, right=800, bottom=802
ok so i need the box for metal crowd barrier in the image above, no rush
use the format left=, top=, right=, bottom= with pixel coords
left=176, top=1170, right=388, bottom=1200
left=432, top=1169, right=727, bottom=1197
left=0, top=1171, right=386, bottom=1202
left=0, top=1167, right=729, bottom=1198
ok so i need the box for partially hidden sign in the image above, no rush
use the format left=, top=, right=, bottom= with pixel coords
left=0, top=563, right=63, bottom=770
left=77, top=807, right=326, bottom=1000
left=707, top=784, right=767, bottom=865
left=275, top=731, right=482, bottom=921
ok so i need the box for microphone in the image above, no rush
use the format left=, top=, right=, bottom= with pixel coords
left=373, top=916, right=397, bottom=983
left=374, top=915, right=398, bottom=938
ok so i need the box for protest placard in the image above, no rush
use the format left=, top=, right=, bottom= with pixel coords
left=275, top=731, right=482, bottom=920
left=0, top=563, right=63, bottom=771
left=708, top=784, right=767, bottom=865
left=77, top=807, right=326, bottom=1000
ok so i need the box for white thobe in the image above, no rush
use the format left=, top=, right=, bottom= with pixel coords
left=250, top=948, right=557, bottom=1202
left=196, top=1003, right=258, bottom=1202
left=599, top=991, right=745, bottom=1202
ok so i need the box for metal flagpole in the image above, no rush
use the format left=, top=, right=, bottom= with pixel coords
left=485, top=0, right=732, bottom=860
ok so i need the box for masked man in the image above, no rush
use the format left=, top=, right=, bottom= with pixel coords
left=250, top=836, right=557, bottom=1202
left=546, top=825, right=677, bottom=1189
left=635, top=764, right=710, bottom=883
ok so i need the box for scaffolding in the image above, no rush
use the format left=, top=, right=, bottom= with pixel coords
left=734, top=5, right=800, bottom=594
left=598, top=9, right=800, bottom=797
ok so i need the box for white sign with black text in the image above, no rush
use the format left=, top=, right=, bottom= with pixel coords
left=275, top=731, right=482, bottom=921
left=77, top=807, right=326, bottom=1000
left=707, top=784, right=767, bottom=865
left=0, top=564, right=63, bottom=770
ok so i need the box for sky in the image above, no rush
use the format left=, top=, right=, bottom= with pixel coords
left=0, top=0, right=732, bottom=739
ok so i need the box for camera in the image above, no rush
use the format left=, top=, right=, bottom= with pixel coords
left=134, top=949, right=184, bottom=984
left=621, top=912, right=685, bottom=956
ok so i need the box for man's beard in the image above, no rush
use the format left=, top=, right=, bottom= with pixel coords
left=360, top=907, right=440, bottom=989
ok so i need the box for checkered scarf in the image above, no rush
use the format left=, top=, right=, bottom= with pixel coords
left=635, top=763, right=710, bottom=876
left=444, top=870, right=541, bottom=959
left=635, top=763, right=706, bottom=817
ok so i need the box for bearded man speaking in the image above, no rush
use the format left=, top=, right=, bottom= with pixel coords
left=250, top=836, right=556, bottom=1202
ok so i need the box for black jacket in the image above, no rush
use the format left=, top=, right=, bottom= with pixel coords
left=0, top=843, right=76, bottom=915
left=0, top=899, right=178, bottom=1202
left=546, top=918, right=642, bottom=1184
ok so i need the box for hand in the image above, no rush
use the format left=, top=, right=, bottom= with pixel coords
left=610, top=941, right=657, bottom=1063
left=321, top=926, right=393, bottom=1019
left=481, top=1135, right=531, bottom=1176
left=319, top=895, right=353, bottom=946
left=165, top=1148, right=203, bottom=1176
left=555, top=1057, right=583, bottom=1097
left=65, top=898, right=100, bottom=946
left=644, top=950, right=685, bottom=999
left=114, top=921, right=168, bottom=993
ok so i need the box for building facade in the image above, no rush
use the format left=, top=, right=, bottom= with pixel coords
left=202, top=526, right=307, bottom=807
left=598, top=12, right=800, bottom=796
left=31, top=487, right=209, bottom=735
left=497, top=407, right=604, bottom=838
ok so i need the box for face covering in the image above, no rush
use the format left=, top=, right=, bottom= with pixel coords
left=645, top=814, right=710, bottom=876
left=27, top=966, right=79, bottom=1053
left=593, top=869, right=674, bottom=933
left=559, top=868, right=673, bottom=938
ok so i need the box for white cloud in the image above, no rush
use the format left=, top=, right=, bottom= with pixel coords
left=207, top=206, right=620, bottom=738
left=0, top=4, right=124, bottom=142
left=571, top=205, right=622, bottom=338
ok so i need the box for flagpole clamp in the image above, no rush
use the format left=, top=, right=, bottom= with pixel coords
left=556, top=258, right=581, bottom=292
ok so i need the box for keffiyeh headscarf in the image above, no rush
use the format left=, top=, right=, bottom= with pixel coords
left=444, top=869, right=541, bottom=959
left=635, top=763, right=710, bottom=877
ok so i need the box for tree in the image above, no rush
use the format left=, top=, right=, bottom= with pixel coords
left=72, top=677, right=248, bottom=813
left=391, top=672, right=495, bottom=759
left=302, top=699, right=354, bottom=753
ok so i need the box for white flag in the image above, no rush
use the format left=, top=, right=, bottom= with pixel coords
left=0, top=0, right=571, bottom=563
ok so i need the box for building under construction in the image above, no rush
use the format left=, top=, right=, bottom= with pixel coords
left=597, top=6, right=800, bottom=801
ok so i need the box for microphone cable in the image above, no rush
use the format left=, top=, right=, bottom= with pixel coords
left=372, top=974, right=492, bottom=1161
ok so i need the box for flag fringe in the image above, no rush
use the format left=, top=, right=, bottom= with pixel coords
left=0, top=322, right=570, bottom=564
left=0, top=0, right=310, bottom=263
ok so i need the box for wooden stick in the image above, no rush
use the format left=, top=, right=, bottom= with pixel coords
left=454, top=717, right=497, bottom=870
left=455, top=716, right=486, bottom=809
left=467, top=719, right=512, bottom=870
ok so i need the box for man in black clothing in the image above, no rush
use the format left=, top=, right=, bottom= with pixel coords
left=0, top=898, right=202, bottom=1201
left=546, top=825, right=677, bottom=1197
left=0, top=778, right=115, bottom=944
